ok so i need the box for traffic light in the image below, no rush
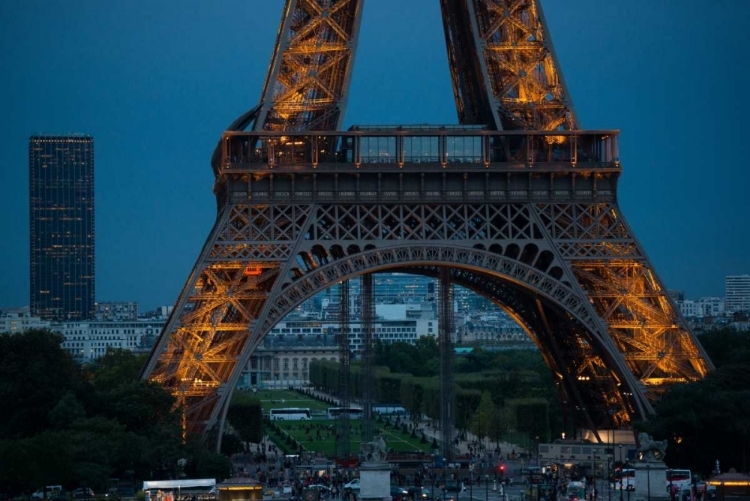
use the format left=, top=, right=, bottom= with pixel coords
left=498, top=464, right=506, bottom=476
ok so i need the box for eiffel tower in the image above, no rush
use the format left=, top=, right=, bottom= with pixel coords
left=142, top=0, right=714, bottom=444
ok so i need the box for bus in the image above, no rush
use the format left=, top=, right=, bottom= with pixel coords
left=270, top=408, right=311, bottom=420
left=327, top=407, right=363, bottom=419
left=142, top=479, right=217, bottom=501
left=563, top=481, right=586, bottom=501
left=666, top=469, right=692, bottom=491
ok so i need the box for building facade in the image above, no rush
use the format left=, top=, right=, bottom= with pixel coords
left=29, top=135, right=95, bottom=321
left=0, top=307, right=51, bottom=333
left=726, top=275, right=750, bottom=313
left=94, top=301, right=138, bottom=321
left=55, top=319, right=165, bottom=359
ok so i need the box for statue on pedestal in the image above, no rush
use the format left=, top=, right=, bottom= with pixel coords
left=637, top=432, right=668, bottom=462
left=361, top=433, right=388, bottom=462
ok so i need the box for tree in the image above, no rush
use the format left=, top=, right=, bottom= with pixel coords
left=470, top=392, right=496, bottom=447
left=87, top=348, right=147, bottom=391
left=0, top=329, right=86, bottom=438
left=226, top=391, right=264, bottom=445
left=639, top=360, right=750, bottom=476
left=49, top=391, right=86, bottom=430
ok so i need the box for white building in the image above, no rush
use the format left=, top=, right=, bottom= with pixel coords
left=677, top=300, right=703, bottom=318
left=55, top=319, right=166, bottom=360
left=726, top=275, right=750, bottom=313
left=0, top=307, right=51, bottom=333
left=676, top=297, right=727, bottom=318
left=697, top=297, right=725, bottom=317
left=266, top=315, right=437, bottom=353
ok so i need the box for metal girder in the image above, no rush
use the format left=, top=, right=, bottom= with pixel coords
left=253, top=0, right=363, bottom=132
left=441, top=0, right=578, bottom=130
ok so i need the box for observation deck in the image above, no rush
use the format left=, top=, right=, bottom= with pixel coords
left=213, top=126, right=621, bottom=206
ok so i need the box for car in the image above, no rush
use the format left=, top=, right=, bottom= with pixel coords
left=32, top=487, right=63, bottom=500
left=72, top=488, right=96, bottom=499
left=391, top=486, right=409, bottom=501
left=406, top=487, right=431, bottom=501
left=307, top=485, right=331, bottom=499
left=442, top=482, right=464, bottom=493
left=344, top=479, right=361, bottom=491
left=302, top=486, right=331, bottom=501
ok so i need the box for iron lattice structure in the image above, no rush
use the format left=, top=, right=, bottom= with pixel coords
left=143, top=0, right=713, bottom=443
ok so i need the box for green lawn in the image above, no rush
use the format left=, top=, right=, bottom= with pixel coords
left=261, top=390, right=434, bottom=457
left=257, top=389, right=330, bottom=414
left=272, top=420, right=433, bottom=456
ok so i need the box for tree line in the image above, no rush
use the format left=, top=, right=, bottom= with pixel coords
left=0, top=329, right=232, bottom=496
left=312, top=329, right=750, bottom=477
left=310, top=337, right=558, bottom=446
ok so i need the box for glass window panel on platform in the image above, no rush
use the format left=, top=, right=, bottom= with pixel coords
left=275, top=135, right=312, bottom=165
left=531, top=134, right=572, bottom=163
left=404, top=136, right=439, bottom=163
left=446, top=136, right=482, bottom=164
left=361, top=136, right=396, bottom=164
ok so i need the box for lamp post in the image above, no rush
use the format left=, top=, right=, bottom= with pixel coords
left=485, top=474, right=489, bottom=501
left=619, top=445, right=624, bottom=501
left=469, top=465, right=473, bottom=501
left=432, top=465, right=436, bottom=501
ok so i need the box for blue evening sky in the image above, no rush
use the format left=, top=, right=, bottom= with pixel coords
left=1, top=1, right=748, bottom=311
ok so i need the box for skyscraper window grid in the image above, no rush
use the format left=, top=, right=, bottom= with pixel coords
left=725, top=275, right=750, bottom=313
left=29, top=135, right=95, bottom=321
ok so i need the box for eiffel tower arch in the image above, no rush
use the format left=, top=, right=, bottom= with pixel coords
left=142, top=0, right=713, bottom=444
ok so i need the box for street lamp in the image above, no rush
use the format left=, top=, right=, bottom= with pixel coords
left=469, top=465, right=473, bottom=501
left=619, top=445, right=624, bottom=501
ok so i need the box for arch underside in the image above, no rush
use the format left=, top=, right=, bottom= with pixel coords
left=143, top=200, right=712, bottom=439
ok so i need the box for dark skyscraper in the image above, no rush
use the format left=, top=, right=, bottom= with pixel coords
left=29, top=135, right=95, bottom=320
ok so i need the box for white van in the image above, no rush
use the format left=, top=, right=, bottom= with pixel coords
left=32, top=486, right=63, bottom=499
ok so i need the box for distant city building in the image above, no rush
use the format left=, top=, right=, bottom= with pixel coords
left=0, top=307, right=51, bottom=333
left=94, top=301, right=138, bottom=321
left=698, top=297, right=725, bottom=317
left=54, top=319, right=165, bottom=359
left=29, top=135, right=95, bottom=321
left=676, top=300, right=703, bottom=318
left=726, top=275, right=750, bottom=313
left=242, top=333, right=340, bottom=389
left=676, top=297, right=726, bottom=318
left=457, top=320, right=531, bottom=347
left=668, top=289, right=685, bottom=302
left=139, top=305, right=174, bottom=319
left=266, top=315, right=437, bottom=354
